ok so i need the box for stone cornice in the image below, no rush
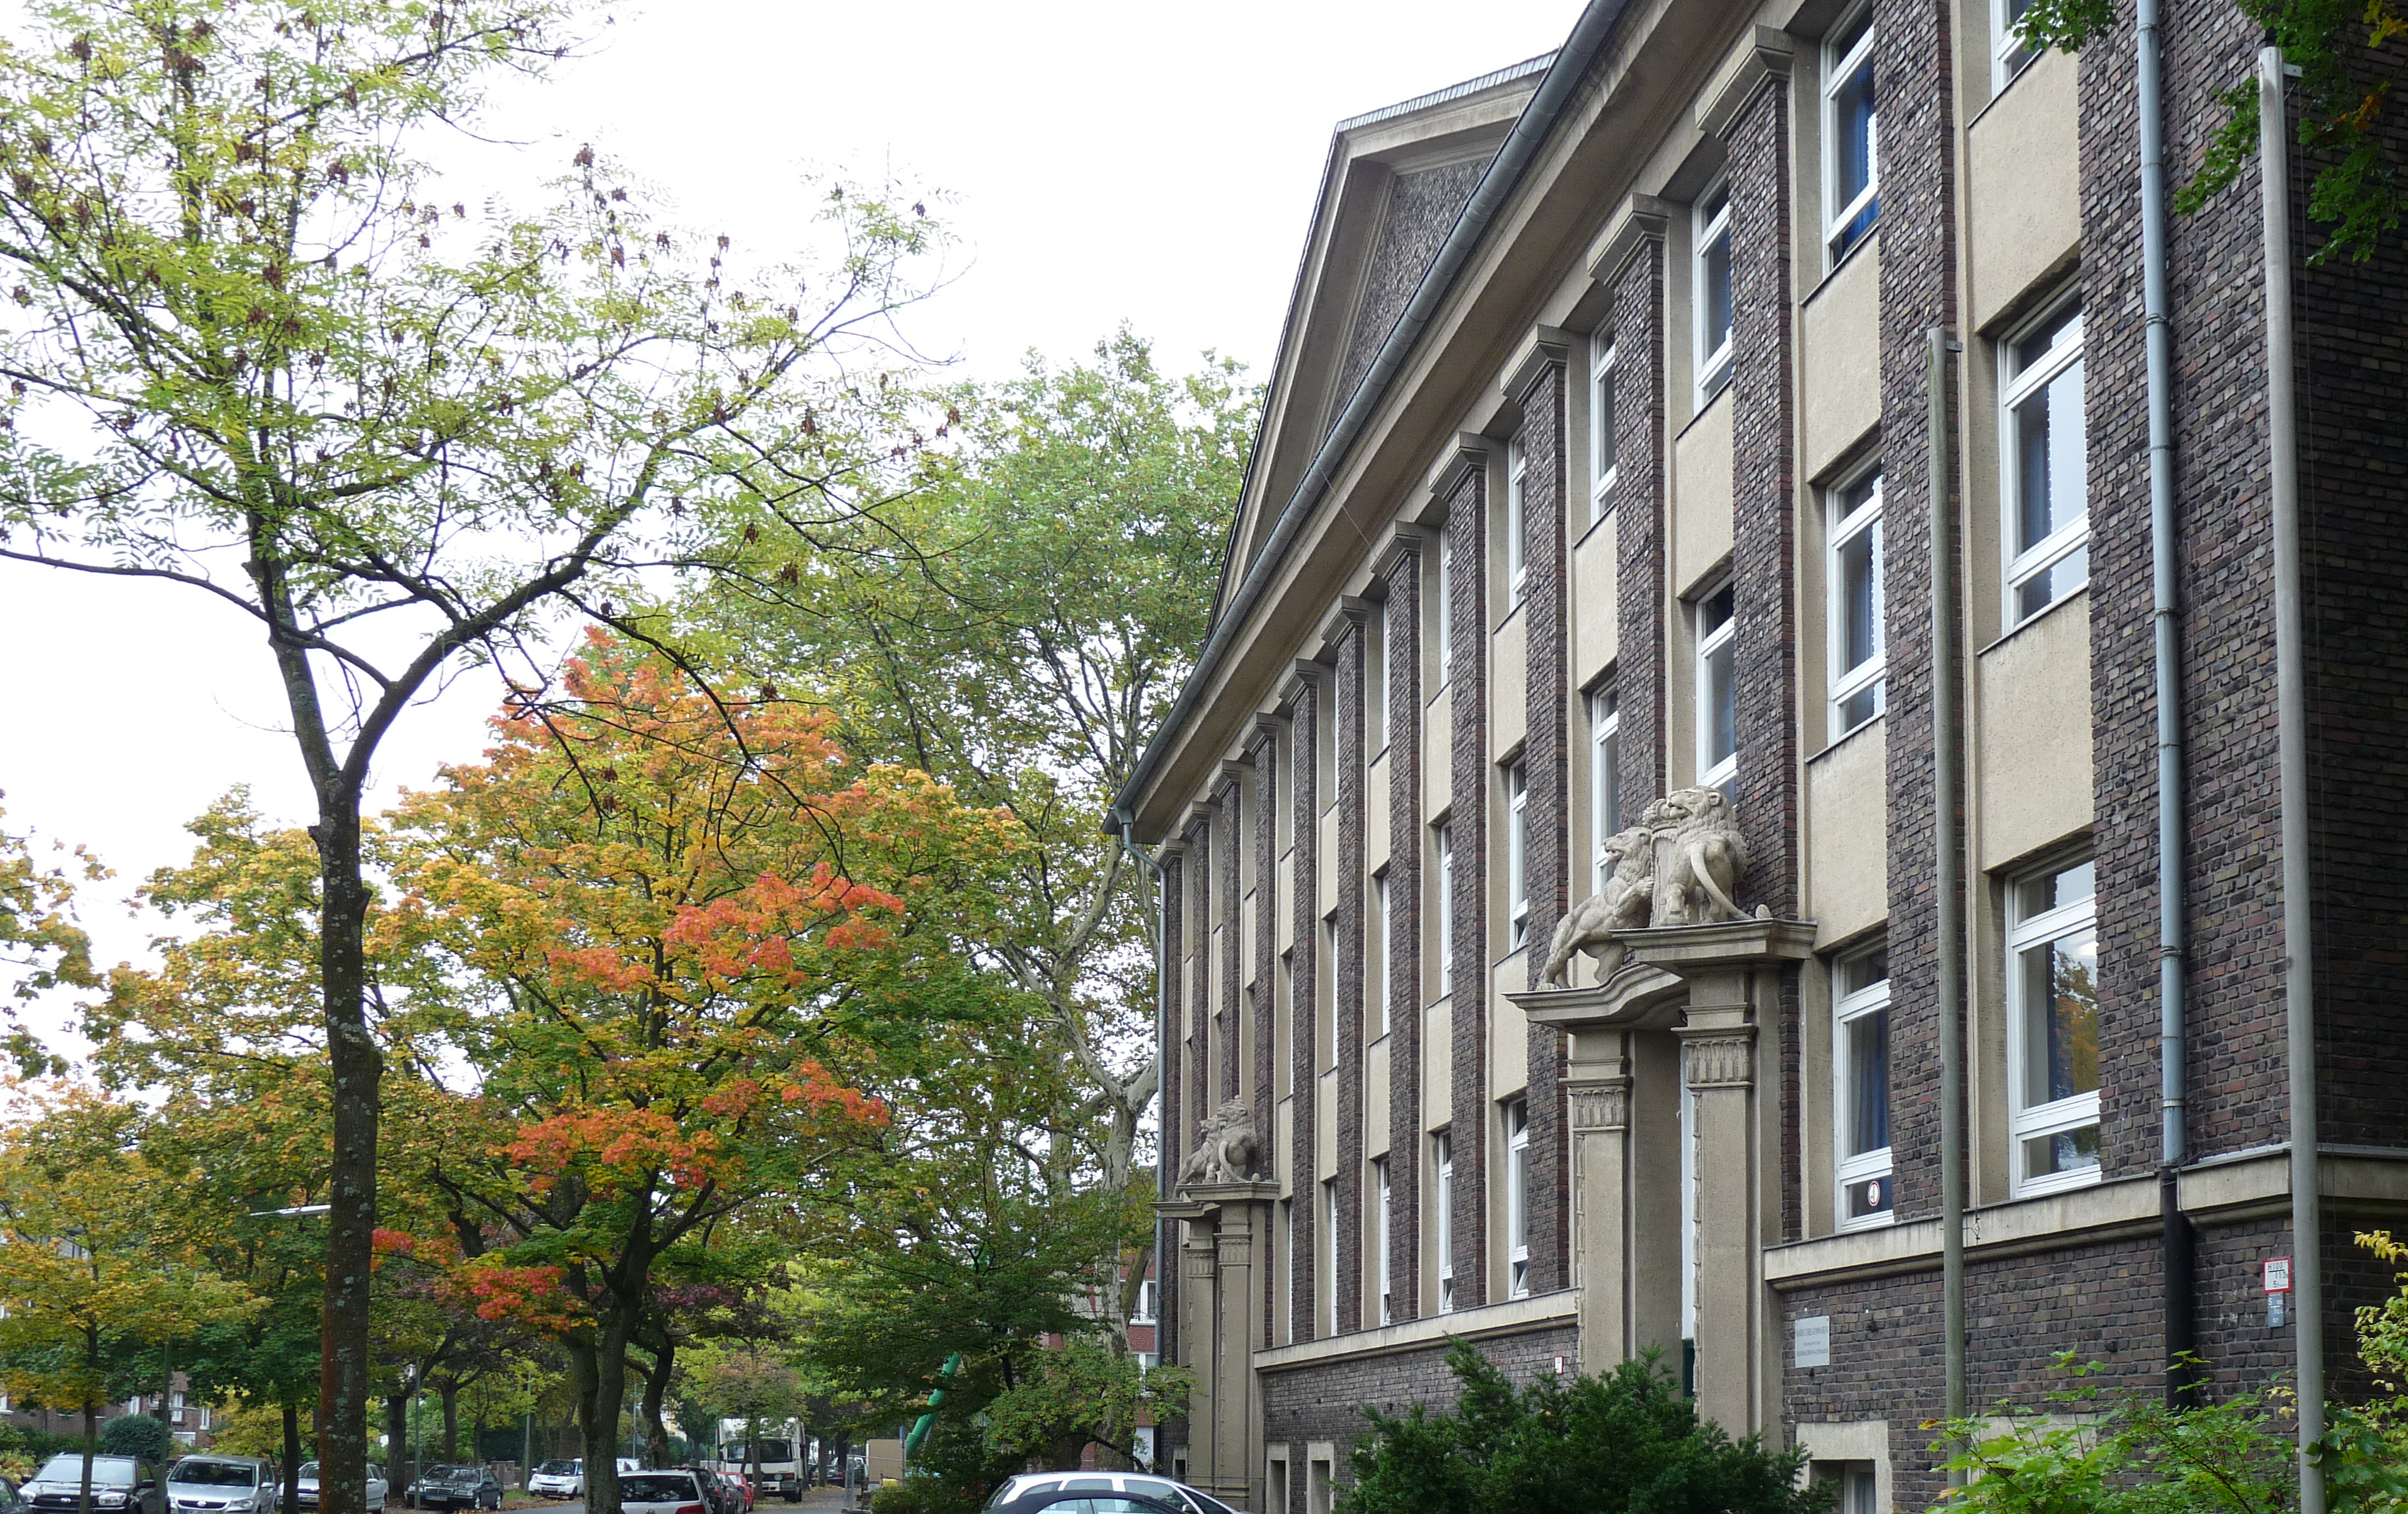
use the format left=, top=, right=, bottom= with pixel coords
left=1317, top=595, right=1373, bottom=655
left=1498, top=324, right=1573, bottom=407
left=1370, top=524, right=1428, bottom=587
left=1588, top=192, right=1673, bottom=288
left=1697, top=25, right=1795, bottom=142
left=1426, top=431, right=1492, bottom=503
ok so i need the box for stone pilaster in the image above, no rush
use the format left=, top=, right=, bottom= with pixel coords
left=1439, top=445, right=1491, bottom=1308
left=1327, top=601, right=1371, bottom=1335
left=1379, top=529, right=1426, bottom=1320
left=1280, top=663, right=1323, bottom=1343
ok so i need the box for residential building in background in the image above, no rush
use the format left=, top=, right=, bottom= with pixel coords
left=1111, top=0, right=2408, bottom=1506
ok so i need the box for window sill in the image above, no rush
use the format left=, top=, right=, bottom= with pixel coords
left=1573, top=505, right=1615, bottom=553
left=1804, top=225, right=1881, bottom=308
left=1978, top=580, right=2089, bottom=658
left=1677, top=382, right=1731, bottom=445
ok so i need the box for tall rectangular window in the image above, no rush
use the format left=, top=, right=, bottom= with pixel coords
left=1695, top=179, right=1734, bottom=401
left=1995, top=0, right=2038, bottom=83
left=1372, top=1156, right=1392, bottom=1326
left=2001, top=297, right=2087, bottom=626
left=1590, top=332, right=1619, bottom=524
left=2009, top=857, right=2099, bottom=1193
left=1371, top=869, right=1391, bottom=1040
left=1436, top=530, right=1454, bottom=688
left=1590, top=689, right=1622, bottom=893
left=1506, top=1098, right=1531, bottom=1298
left=1434, top=1130, right=1455, bottom=1314
left=1833, top=943, right=1893, bottom=1229
left=1506, top=761, right=1530, bottom=951
left=1828, top=469, right=1886, bottom=738
left=1323, top=1178, right=1340, bottom=1332
left=1435, top=822, right=1455, bottom=997
left=1823, top=4, right=1879, bottom=263
left=1695, top=582, right=1738, bottom=797
left=1131, top=1278, right=1157, bottom=1323
left=1506, top=435, right=1530, bottom=603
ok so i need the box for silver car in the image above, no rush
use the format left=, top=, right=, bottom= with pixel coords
left=285, top=1464, right=388, bottom=1514
left=166, top=1457, right=273, bottom=1514
left=983, top=1476, right=1242, bottom=1514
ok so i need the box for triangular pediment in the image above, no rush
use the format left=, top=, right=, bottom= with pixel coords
left=1213, top=55, right=1554, bottom=623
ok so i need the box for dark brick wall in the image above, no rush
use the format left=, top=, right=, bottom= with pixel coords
left=1445, top=464, right=1493, bottom=1307
left=2293, top=54, right=2408, bottom=1153
left=1518, top=363, right=1575, bottom=1296
left=1874, top=0, right=1960, bottom=1227
left=1161, top=849, right=1185, bottom=1366
left=1335, top=157, right=1492, bottom=413
left=1261, top=1322, right=1579, bottom=1508
left=1217, top=772, right=1244, bottom=1108
left=1249, top=723, right=1281, bottom=1166
left=1610, top=240, right=1670, bottom=812
left=1724, top=77, right=1806, bottom=1249
left=1288, top=667, right=1324, bottom=1343
left=1334, top=610, right=1370, bottom=1336
left=1384, top=543, right=1425, bottom=1321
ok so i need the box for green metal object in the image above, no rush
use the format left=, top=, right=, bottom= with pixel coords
left=902, top=1353, right=963, bottom=1462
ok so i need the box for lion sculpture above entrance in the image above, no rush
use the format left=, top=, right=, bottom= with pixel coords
left=1542, top=786, right=1752, bottom=988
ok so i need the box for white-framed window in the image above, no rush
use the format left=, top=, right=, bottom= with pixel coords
left=1832, top=943, right=1893, bottom=1229
left=1590, top=688, right=1622, bottom=895
left=1136, top=1350, right=1159, bottom=1375
left=1434, top=1130, right=1455, bottom=1314
left=1371, top=868, right=1391, bottom=1040
left=2000, top=296, right=2087, bottom=627
left=1828, top=469, right=1886, bottom=738
left=2007, top=856, right=2100, bottom=1195
left=1590, top=331, right=1619, bottom=524
left=1506, top=435, right=1530, bottom=604
left=1823, top=4, right=1879, bottom=265
left=1695, top=178, right=1734, bottom=401
left=1695, top=581, right=1738, bottom=797
left=1506, top=1098, right=1531, bottom=1298
left=1372, top=1156, right=1392, bottom=1325
left=1436, top=529, right=1454, bottom=688
left=1131, top=1277, right=1157, bottom=1324
left=1506, top=760, right=1530, bottom=951
left=1435, top=822, right=1455, bottom=997
left=1995, top=0, right=2039, bottom=85
left=1323, top=1178, right=1340, bottom=1331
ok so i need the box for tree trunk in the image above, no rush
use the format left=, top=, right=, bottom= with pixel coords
left=440, top=1385, right=458, bottom=1464
left=78, top=1395, right=96, bottom=1514
left=315, top=803, right=381, bottom=1514
left=384, top=1398, right=408, bottom=1484
left=570, top=1319, right=633, bottom=1514
left=636, top=1346, right=673, bottom=1469
left=282, top=1401, right=304, bottom=1514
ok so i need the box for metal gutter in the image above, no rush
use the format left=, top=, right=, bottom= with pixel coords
left=1113, top=0, right=1632, bottom=832
left=2258, top=46, right=2326, bottom=1514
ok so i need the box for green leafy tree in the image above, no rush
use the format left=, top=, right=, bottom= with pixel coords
left=2012, top=0, right=2402, bottom=261
left=1339, top=1342, right=1828, bottom=1514
left=978, top=1338, right=1191, bottom=1473
left=689, top=330, right=1256, bottom=1220
left=0, top=4, right=940, bottom=1503
left=0, top=798, right=101, bottom=1074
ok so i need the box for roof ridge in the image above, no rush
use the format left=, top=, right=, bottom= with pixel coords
left=1336, top=50, right=1559, bottom=133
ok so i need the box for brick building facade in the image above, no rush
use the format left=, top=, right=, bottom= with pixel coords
left=1112, top=2, right=2408, bottom=1508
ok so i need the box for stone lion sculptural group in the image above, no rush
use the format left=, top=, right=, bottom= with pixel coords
left=1541, top=785, right=1753, bottom=989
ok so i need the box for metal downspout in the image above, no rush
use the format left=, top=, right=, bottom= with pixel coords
left=2137, top=0, right=2198, bottom=1405
left=2257, top=47, right=2326, bottom=1514
left=1930, top=328, right=1967, bottom=1479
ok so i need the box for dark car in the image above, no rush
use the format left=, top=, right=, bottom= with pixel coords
left=21, top=1457, right=162, bottom=1514
left=403, top=1467, right=500, bottom=1513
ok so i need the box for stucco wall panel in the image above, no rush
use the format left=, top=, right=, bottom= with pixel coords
left=1975, top=594, right=2095, bottom=871
left=1968, top=49, right=2080, bottom=332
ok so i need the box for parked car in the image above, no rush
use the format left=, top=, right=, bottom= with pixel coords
left=983, top=1476, right=1242, bottom=1514
left=524, top=1461, right=583, bottom=1501
left=987, top=1491, right=1181, bottom=1514
left=615, top=1470, right=710, bottom=1514
left=0, top=1474, right=25, bottom=1514
left=22, top=1456, right=163, bottom=1514
left=403, top=1467, right=499, bottom=1512
left=724, top=1472, right=755, bottom=1512
left=166, top=1457, right=274, bottom=1514
left=672, top=1471, right=735, bottom=1514
left=287, top=1463, right=387, bottom=1514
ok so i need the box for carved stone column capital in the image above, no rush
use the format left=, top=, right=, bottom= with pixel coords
left=1678, top=1028, right=1757, bottom=1089
left=1566, top=1079, right=1632, bottom=1132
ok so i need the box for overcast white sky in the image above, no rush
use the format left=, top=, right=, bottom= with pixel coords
left=0, top=0, right=1583, bottom=990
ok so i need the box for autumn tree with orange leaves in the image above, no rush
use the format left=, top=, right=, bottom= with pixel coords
left=375, top=638, right=1023, bottom=1514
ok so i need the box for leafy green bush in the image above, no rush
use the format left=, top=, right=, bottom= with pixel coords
left=1932, top=1355, right=2294, bottom=1513
left=99, top=1416, right=171, bottom=1462
left=1339, top=1341, right=1831, bottom=1514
